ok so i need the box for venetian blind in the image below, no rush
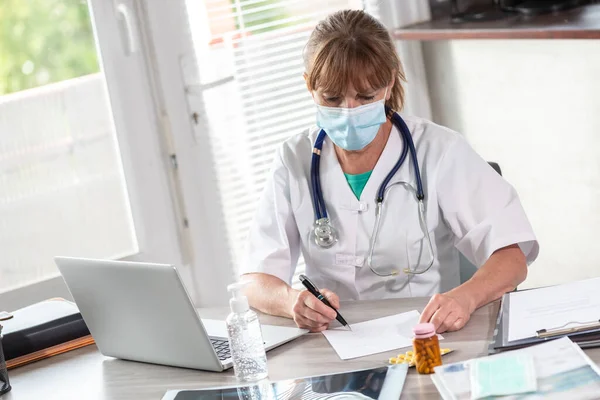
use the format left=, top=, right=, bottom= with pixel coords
left=184, top=0, right=363, bottom=286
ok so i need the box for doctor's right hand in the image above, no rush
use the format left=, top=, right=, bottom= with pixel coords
left=291, top=289, right=340, bottom=332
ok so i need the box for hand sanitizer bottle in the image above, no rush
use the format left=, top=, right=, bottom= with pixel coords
left=226, top=282, right=268, bottom=382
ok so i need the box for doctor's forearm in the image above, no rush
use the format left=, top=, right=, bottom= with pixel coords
left=448, top=244, right=527, bottom=312
left=240, top=273, right=299, bottom=318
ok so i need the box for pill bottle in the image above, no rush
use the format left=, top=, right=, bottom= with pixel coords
left=412, top=322, right=442, bottom=374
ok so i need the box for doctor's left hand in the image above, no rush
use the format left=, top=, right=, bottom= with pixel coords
left=419, top=291, right=476, bottom=333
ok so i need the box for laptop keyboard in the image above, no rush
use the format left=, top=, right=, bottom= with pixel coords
left=209, top=338, right=267, bottom=362
left=210, top=338, right=231, bottom=361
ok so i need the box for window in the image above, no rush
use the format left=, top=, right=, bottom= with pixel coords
left=0, top=0, right=184, bottom=295
left=0, top=0, right=136, bottom=292
left=183, top=0, right=362, bottom=285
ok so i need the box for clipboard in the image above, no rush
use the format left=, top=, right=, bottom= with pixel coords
left=536, top=320, right=600, bottom=339
left=489, top=292, right=600, bottom=354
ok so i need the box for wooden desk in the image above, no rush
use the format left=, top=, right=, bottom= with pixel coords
left=5, top=298, right=600, bottom=399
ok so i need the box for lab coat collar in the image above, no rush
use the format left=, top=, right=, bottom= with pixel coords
left=317, top=124, right=415, bottom=210
left=361, top=124, right=414, bottom=203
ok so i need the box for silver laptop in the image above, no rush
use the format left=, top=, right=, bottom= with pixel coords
left=54, top=257, right=307, bottom=371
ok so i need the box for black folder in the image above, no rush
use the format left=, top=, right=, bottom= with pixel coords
left=489, top=291, right=600, bottom=354
left=1, top=298, right=92, bottom=368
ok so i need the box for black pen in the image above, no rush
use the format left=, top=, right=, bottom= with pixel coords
left=299, top=274, right=352, bottom=331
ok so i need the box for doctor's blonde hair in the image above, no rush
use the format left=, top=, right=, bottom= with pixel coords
left=304, top=9, right=406, bottom=111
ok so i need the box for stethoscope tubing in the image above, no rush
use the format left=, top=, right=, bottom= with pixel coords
left=310, top=110, right=435, bottom=276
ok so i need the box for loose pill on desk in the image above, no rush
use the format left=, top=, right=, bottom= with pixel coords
left=388, top=348, right=453, bottom=366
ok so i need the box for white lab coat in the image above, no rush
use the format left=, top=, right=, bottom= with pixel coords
left=241, top=116, right=539, bottom=300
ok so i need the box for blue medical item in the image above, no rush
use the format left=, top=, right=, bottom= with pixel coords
left=315, top=98, right=386, bottom=151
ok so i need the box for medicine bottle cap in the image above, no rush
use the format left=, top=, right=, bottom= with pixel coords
left=413, top=323, right=436, bottom=339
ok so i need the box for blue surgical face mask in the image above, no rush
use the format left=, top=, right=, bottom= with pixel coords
left=315, top=89, right=387, bottom=151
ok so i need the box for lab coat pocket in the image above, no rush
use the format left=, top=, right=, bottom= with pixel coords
left=304, top=244, right=354, bottom=296
left=355, top=231, right=412, bottom=299
left=404, top=229, right=437, bottom=288
left=406, top=235, right=427, bottom=272
left=402, top=198, right=434, bottom=277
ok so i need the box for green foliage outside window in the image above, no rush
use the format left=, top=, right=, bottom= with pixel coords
left=0, top=0, right=99, bottom=95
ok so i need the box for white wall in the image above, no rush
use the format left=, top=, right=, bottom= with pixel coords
left=422, top=40, right=600, bottom=289
left=367, top=0, right=433, bottom=119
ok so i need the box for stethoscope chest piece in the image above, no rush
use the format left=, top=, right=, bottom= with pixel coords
left=313, top=218, right=337, bottom=248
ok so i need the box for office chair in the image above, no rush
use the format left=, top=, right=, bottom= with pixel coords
left=488, top=162, right=502, bottom=176
left=458, top=161, right=502, bottom=283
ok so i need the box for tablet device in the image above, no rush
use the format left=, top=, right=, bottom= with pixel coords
left=162, top=364, right=408, bottom=399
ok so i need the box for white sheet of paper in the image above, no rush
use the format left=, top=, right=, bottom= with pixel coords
left=508, top=277, right=600, bottom=342
left=322, top=310, right=422, bottom=360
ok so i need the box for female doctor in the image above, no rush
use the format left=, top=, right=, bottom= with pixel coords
left=240, top=10, right=539, bottom=333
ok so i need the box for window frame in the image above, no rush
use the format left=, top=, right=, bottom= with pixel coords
left=137, top=0, right=236, bottom=307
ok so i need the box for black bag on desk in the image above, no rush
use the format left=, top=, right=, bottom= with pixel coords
left=1, top=298, right=91, bottom=368
left=0, top=325, right=11, bottom=395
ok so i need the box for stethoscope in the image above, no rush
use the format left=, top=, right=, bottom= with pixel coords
left=310, top=109, right=435, bottom=277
